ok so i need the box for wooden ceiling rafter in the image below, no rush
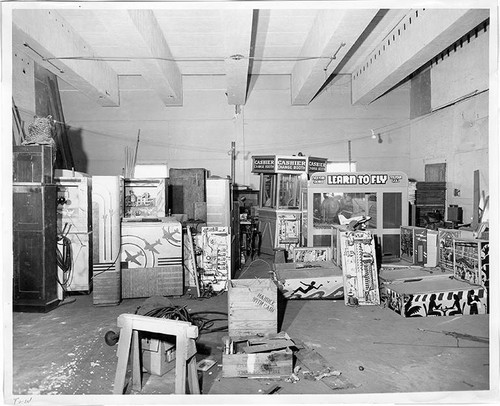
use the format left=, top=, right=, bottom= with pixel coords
left=94, top=10, right=183, bottom=107
left=12, top=9, right=120, bottom=107
left=290, top=9, right=379, bottom=105
left=223, top=9, right=254, bottom=106
left=351, top=8, right=490, bottom=105
left=128, top=10, right=183, bottom=106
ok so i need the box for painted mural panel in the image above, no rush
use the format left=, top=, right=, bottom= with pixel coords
left=438, top=228, right=461, bottom=271
left=387, top=285, right=487, bottom=317
left=124, top=178, right=166, bottom=219
left=92, top=176, right=123, bottom=268
left=120, top=219, right=182, bottom=269
left=292, top=247, right=331, bottom=263
left=340, top=230, right=380, bottom=305
left=200, top=226, right=231, bottom=292
left=277, top=212, right=300, bottom=244
left=453, top=239, right=489, bottom=288
left=400, top=226, right=414, bottom=263
left=272, top=262, right=344, bottom=300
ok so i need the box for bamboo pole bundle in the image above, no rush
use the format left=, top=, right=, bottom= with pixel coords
left=124, top=130, right=140, bottom=178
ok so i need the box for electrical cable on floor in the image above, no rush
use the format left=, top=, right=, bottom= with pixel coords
left=133, top=305, right=228, bottom=335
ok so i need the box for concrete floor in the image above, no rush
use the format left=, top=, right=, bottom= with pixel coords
left=6, top=254, right=496, bottom=404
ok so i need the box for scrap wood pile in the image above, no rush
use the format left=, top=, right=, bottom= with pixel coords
left=220, top=331, right=355, bottom=390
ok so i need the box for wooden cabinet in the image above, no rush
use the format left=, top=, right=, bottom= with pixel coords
left=13, top=184, right=59, bottom=312
left=168, top=168, right=207, bottom=220
left=13, top=145, right=53, bottom=184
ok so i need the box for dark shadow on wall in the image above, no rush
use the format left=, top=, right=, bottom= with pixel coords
left=66, top=126, right=88, bottom=173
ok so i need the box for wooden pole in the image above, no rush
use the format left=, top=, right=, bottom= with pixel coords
left=472, top=170, right=480, bottom=229
left=230, top=141, right=236, bottom=182
left=348, top=140, right=352, bottom=171
left=132, top=129, right=141, bottom=177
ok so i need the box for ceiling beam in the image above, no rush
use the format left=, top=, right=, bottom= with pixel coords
left=335, top=9, right=411, bottom=75
left=291, top=9, right=379, bottom=105
left=223, top=10, right=253, bottom=105
left=351, top=8, right=490, bottom=105
left=94, top=10, right=183, bottom=106
left=12, top=9, right=119, bottom=107
left=127, top=10, right=183, bottom=106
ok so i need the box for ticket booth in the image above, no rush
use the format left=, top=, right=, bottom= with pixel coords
left=252, top=155, right=327, bottom=255
left=306, top=171, right=409, bottom=259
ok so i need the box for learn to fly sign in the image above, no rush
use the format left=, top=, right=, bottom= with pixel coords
left=311, top=172, right=407, bottom=186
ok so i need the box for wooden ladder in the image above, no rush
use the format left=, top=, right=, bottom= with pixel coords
left=113, top=313, right=200, bottom=395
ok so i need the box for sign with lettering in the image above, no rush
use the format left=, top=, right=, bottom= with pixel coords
left=252, top=155, right=327, bottom=174
left=307, top=157, right=327, bottom=173
left=310, top=172, right=408, bottom=187
left=277, top=157, right=307, bottom=172
left=327, top=174, right=389, bottom=185
left=252, top=156, right=276, bottom=173
left=252, top=292, right=276, bottom=313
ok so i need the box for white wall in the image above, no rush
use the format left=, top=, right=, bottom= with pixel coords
left=407, top=25, right=489, bottom=223
left=57, top=73, right=411, bottom=189
left=408, top=89, right=488, bottom=224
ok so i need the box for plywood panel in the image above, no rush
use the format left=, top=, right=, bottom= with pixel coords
left=425, top=163, right=446, bottom=182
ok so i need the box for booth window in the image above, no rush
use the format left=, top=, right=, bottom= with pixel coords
left=382, top=192, right=402, bottom=228
left=278, top=174, right=301, bottom=209
left=261, top=174, right=275, bottom=208
left=313, top=192, right=376, bottom=227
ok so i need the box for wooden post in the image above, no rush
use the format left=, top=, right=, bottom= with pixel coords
left=472, top=170, right=480, bottom=229
left=113, top=324, right=133, bottom=394
left=185, top=226, right=201, bottom=297
left=131, top=330, right=141, bottom=391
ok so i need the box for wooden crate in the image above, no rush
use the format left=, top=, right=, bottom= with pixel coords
left=141, top=337, right=176, bottom=376
left=168, top=168, right=207, bottom=220
left=222, top=348, right=292, bottom=378
left=121, top=265, right=184, bottom=298
left=92, top=268, right=121, bottom=306
left=228, top=279, right=277, bottom=336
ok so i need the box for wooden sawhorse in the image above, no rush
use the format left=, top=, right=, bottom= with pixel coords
left=113, top=313, right=200, bottom=395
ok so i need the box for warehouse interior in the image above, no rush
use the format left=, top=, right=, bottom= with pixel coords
left=1, top=1, right=499, bottom=405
